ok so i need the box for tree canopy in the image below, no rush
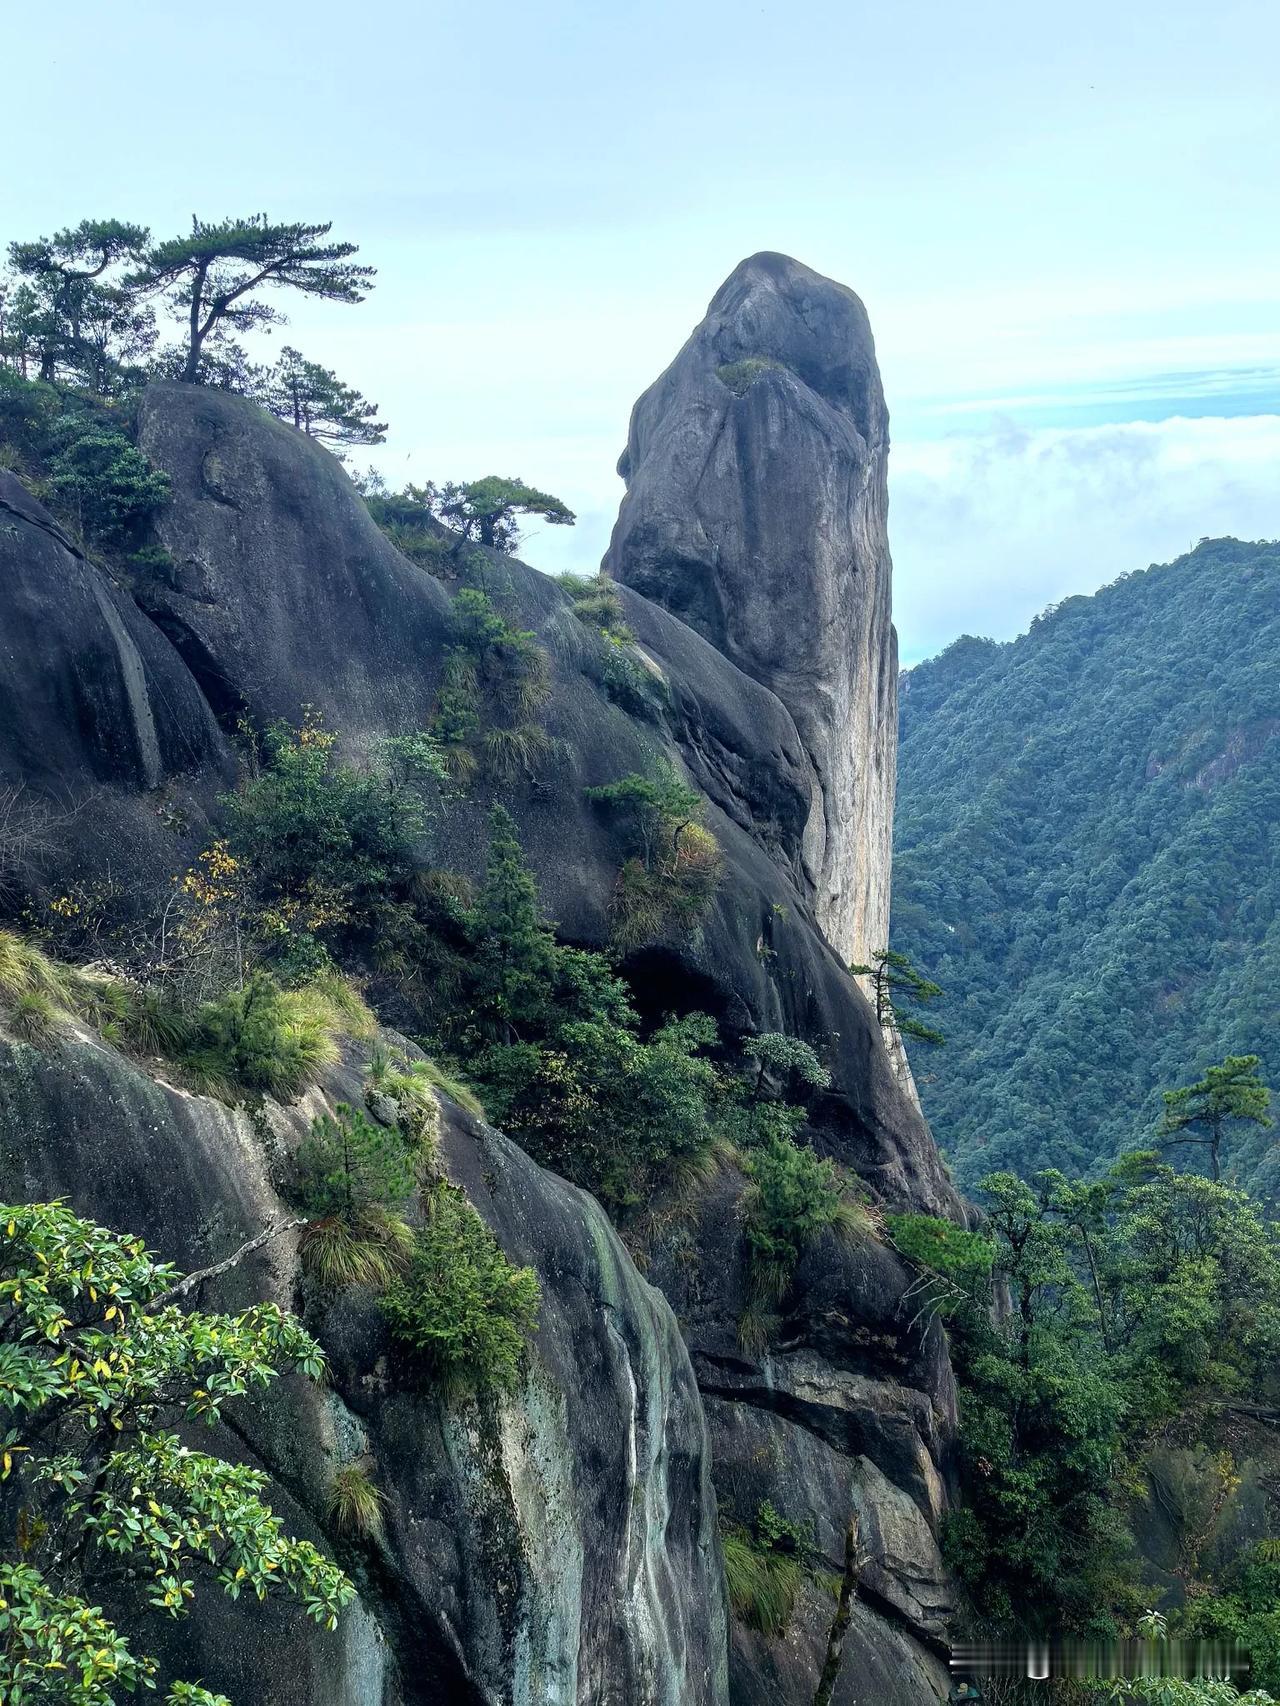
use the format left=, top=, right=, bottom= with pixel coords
left=892, top=538, right=1280, bottom=1195
left=127, top=216, right=374, bottom=383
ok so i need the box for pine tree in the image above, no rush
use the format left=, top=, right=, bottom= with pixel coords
left=467, top=805, right=556, bottom=1037
left=127, top=215, right=374, bottom=383
left=267, top=345, right=386, bottom=447
left=1159, top=1054, right=1273, bottom=1181
left=4, top=218, right=151, bottom=389
left=849, top=948, right=945, bottom=1046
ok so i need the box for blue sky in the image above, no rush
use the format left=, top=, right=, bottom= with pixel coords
left=6, top=0, right=1279, bottom=662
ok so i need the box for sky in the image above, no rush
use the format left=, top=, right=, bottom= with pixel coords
left=5, top=0, right=1279, bottom=664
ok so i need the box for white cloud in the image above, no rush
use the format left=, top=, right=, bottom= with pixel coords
left=890, top=414, right=1280, bottom=664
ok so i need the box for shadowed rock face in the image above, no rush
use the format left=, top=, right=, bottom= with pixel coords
left=604, top=252, right=897, bottom=967
left=0, top=1026, right=728, bottom=1705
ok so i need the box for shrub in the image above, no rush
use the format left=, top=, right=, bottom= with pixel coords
left=742, top=1033, right=832, bottom=1098
left=381, top=1184, right=540, bottom=1394
left=221, top=716, right=431, bottom=963
left=475, top=1013, right=722, bottom=1211
left=741, top=1133, right=868, bottom=1318
left=428, top=590, right=551, bottom=779
left=327, top=1463, right=387, bottom=1540
left=587, top=764, right=722, bottom=948
left=181, top=972, right=342, bottom=1099
left=600, top=646, right=667, bottom=720
left=45, top=416, right=171, bottom=548
left=715, top=356, right=784, bottom=397
left=0, top=372, right=170, bottom=556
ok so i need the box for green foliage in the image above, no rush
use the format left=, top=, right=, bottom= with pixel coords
left=0, top=370, right=170, bottom=556
left=293, top=1103, right=418, bottom=1221
left=715, top=356, right=784, bottom=396
left=291, top=1102, right=418, bottom=1288
left=884, top=1211, right=995, bottom=1315
left=849, top=947, right=945, bottom=1045
left=3, top=218, right=152, bottom=393
left=741, top=1132, right=866, bottom=1316
left=1159, top=1054, right=1272, bottom=1180
left=266, top=345, right=386, bottom=447
left=922, top=1156, right=1280, bottom=1635
left=586, top=763, right=722, bottom=948
left=478, top=1012, right=723, bottom=1211
left=381, top=1184, right=540, bottom=1394
left=126, top=215, right=374, bottom=384
left=45, top=416, right=171, bottom=547
left=0, top=1201, right=353, bottom=1703
left=326, top=1463, right=387, bottom=1541
left=721, top=1500, right=811, bottom=1635
left=180, top=972, right=342, bottom=1100
left=892, top=539, right=1280, bottom=1193
left=429, top=591, right=551, bottom=779
left=599, top=645, right=668, bottom=720
left=742, top=1032, right=832, bottom=1096
left=557, top=571, right=633, bottom=643
left=421, top=475, right=575, bottom=554
left=221, top=717, right=432, bottom=962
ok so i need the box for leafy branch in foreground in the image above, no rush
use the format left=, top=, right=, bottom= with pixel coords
left=0, top=1201, right=354, bottom=1704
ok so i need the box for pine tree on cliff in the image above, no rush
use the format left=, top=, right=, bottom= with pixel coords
left=127, top=215, right=374, bottom=383
left=3, top=218, right=151, bottom=389
left=849, top=948, right=945, bottom=1046
left=267, top=345, right=387, bottom=447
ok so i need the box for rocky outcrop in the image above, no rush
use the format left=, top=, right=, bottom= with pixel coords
left=604, top=252, right=898, bottom=968
left=0, top=255, right=962, bottom=1704
left=0, top=1021, right=728, bottom=1705
left=0, top=470, right=231, bottom=902
left=645, top=1169, right=955, bottom=1706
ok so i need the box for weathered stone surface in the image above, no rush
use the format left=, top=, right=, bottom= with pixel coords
left=135, top=383, right=454, bottom=737
left=0, top=1022, right=728, bottom=1705
left=604, top=252, right=897, bottom=967
left=0, top=471, right=231, bottom=899
left=643, top=1162, right=955, bottom=1703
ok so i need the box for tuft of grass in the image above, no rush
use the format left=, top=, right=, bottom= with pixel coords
left=480, top=723, right=551, bottom=782
left=299, top=1206, right=414, bottom=1290
left=722, top=1527, right=806, bottom=1635
left=9, top=988, right=59, bottom=1040
left=327, top=1462, right=388, bottom=1541
left=305, top=970, right=378, bottom=1042
left=412, top=1057, right=485, bottom=1120
left=180, top=972, right=375, bottom=1102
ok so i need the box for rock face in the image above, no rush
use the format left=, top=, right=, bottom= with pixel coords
left=0, top=257, right=962, bottom=1704
left=604, top=252, right=898, bottom=967
left=0, top=470, right=231, bottom=901
left=0, top=1023, right=728, bottom=1705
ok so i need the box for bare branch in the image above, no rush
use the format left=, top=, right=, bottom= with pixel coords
left=155, top=1218, right=306, bottom=1304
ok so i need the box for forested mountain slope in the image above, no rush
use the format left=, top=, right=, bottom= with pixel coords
left=893, top=537, right=1280, bottom=1194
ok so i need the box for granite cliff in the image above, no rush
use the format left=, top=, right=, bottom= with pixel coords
left=0, top=257, right=958, bottom=1704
